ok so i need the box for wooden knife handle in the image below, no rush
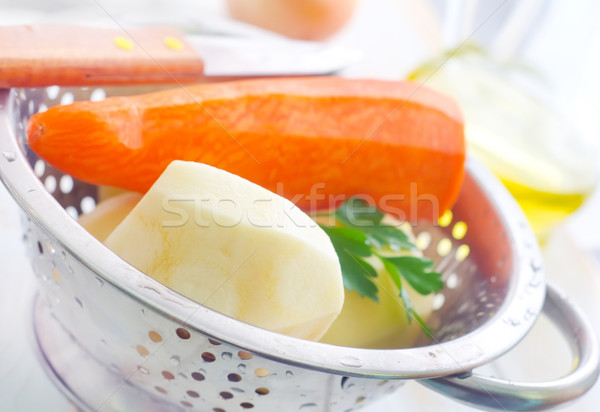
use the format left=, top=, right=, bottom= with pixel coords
left=0, top=24, right=205, bottom=87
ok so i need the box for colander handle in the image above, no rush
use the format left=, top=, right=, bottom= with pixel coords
left=419, top=282, right=600, bottom=411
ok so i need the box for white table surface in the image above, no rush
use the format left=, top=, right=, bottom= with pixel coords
left=2, top=1, right=600, bottom=411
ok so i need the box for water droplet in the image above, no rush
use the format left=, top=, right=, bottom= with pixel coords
left=285, top=370, right=294, bottom=378
left=504, top=317, right=521, bottom=327
left=530, top=258, right=543, bottom=272
left=140, top=308, right=146, bottom=316
left=137, top=366, right=150, bottom=374
left=221, top=352, right=232, bottom=360
left=170, top=355, right=180, bottom=365
left=340, top=356, right=364, bottom=368
left=237, top=364, right=247, bottom=373
left=95, top=277, right=104, bottom=287
left=2, top=151, right=16, bottom=162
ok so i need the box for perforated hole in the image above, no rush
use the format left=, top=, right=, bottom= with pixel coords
left=238, top=351, right=253, bottom=360
left=220, top=391, right=233, bottom=400
left=227, top=373, right=242, bottom=382
left=240, top=402, right=254, bottom=409
left=187, top=390, right=199, bottom=398
left=60, top=92, right=74, bottom=105
left=162, top=371, right=175, bottom=380
left=46, top=86, right=60, bottom=100
left=52, top=269, right=61, bottom=283
left=181, top=400, right=193, bottom=408
left=452, top=221, right=467, bottom=239
left=176, top=328, right=191, bottom=339
left=436, top=238, right=452, bottom=256
left=432, top=293, right=446, bottom=310
left=255, top=387, right=269, bottom=395
left=213, top=408, right=225, bottom=412
left=155, top=386, right=167, bottom=394
left=136, top=345, right=149, bottom=357
left=455, top=245, right=470, bottom=262
left=438, top=210, right=453, bottom=227
left=65, top=206, right=79, bottom=219
left=202, top=352, right=216, bottom=362
left=46, top=240, right=56, bottom=254
left=90, top=88, right=106, bottom=101
left=254, top=368, right=269, bottom=378
left=59, top=175, right=74, bottom=194
left=34, top=159, right=45, bottom=177
left=149, top=331, right=163, bottom=342
left=80, top=196, right=96, bottom=214
left=208, top=338, right=221, bottom=345
left=446, top=273, right=458, bottom=289
left=191, top=372, right=205, bottom=381
left=415, top=231, right=432, bottom=250
left=44, top=175, right=57, bottom=193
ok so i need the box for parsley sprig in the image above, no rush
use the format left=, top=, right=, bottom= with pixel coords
left=317, top=197, right=443, bottom=326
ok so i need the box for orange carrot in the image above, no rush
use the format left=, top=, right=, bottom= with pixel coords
left=28, top=77, right=465, bottom=222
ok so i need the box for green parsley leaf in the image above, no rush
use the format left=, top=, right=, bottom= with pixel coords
left=335, top=197, right=414, bottom=251
left=384, top=256, right=444, bottom=295
left=320, top=226, right=379, bottom=301
left=317, top=197, right=444, bottom=332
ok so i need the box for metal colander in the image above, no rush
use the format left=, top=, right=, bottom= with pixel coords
left=0, top=86, right=598, bottom=412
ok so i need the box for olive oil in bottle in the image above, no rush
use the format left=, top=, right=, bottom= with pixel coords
left=410, top=48, right=597, bottom=243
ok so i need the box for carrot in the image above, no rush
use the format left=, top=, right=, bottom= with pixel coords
left=27, top=77, right=465, bottom=222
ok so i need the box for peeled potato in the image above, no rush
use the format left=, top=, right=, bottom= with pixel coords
left=103, top=161, right=344, bottom=341
left=82, top=162, right=434, bottom=347
left=78, top=192, right=142, bottom=242
left=320, top=261, right=434, bottom=349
